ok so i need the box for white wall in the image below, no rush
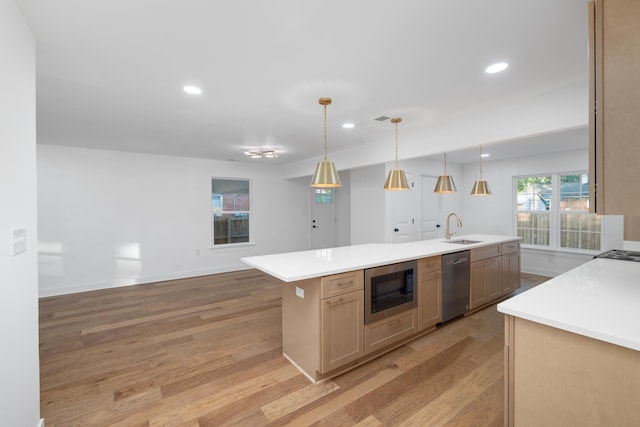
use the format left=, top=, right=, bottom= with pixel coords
left=459, top=148, right=623, bottom=276
left=37, top=145, right=310, bottom=296
left=351, top=158, right=464, bottom=245
left=350, top=164, right=386, bottom=244
left=397, top=157, right=464, bottom=239
left=0, top=0, right=41, bottom=425
left=335, top=170, right=351, bottom=247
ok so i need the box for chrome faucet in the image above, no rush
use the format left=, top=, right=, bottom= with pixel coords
left=446, top=212, right=462, bottom=240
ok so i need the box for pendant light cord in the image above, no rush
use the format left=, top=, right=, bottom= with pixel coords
left=323, top=103, right=328, bottom=161
left=444, top=152, right=448, bottom=174
left=394, top=120, right=399, bottom=169
left=479, top=147, right=483, bottom=179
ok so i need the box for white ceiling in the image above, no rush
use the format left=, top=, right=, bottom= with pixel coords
left=17, top=0, right=590, bottom=169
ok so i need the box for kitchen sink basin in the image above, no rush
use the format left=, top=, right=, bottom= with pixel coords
left=447, top=239, right=482, bottom=245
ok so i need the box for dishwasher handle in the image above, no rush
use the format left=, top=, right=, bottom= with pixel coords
left=445, top=257, right=469, bottom=265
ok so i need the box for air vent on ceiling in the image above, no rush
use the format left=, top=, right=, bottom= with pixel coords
left=374, top=116, right=390, bottom=121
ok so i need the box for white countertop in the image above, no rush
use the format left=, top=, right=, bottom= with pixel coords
left=498, top=258, right=640, bottom=352
left=241, top=234, right=517, bottom=282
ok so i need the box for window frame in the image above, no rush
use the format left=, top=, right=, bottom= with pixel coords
left=513, top=171, right=603, bottom=254
left=210, top=177, right=255, bottom=249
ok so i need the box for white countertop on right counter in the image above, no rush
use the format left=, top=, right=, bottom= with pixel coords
left=498, top=257, right=640, bottom=351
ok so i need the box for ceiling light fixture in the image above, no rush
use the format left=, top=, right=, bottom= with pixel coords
left=383, top=118, right=409, bottom=191
left=471, top=146, right=492, bottom=196
left=243, top=149, right=277, bottom=158
left=342, top=123, right=355, bottom=129
left=310, top=98, right=341, bottom=188
left=183, top=85, right=202, bottom=95
left=433, top=153, right=457, bottom=193
left=485, top=62, right=509, bottom=74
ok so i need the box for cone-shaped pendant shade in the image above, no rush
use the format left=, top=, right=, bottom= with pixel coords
left=310, top=98, right=342, bottom=188
left=383, top=117, right=409, bottom=191
left=384, top=169, right=409, bottom=190
left=434, top=153, right=457, bottom=193
left=311, top=160, right=342, bottom=188
left=470, top=179, right=492, bottom=195
left=470, top=147, right=492, bottom=195
left=434, top=174, right=457, bottom=193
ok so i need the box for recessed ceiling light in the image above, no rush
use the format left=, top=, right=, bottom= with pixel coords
left=485, top=62, right=509, bottom=74
left=183, top=85, right=202, bottom=95
left=342, top=123, right=355, bottom=129
left=481, top=153, right=490, bottom=158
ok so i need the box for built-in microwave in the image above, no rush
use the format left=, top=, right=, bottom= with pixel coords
left=364, top=260, right=416, bottom=324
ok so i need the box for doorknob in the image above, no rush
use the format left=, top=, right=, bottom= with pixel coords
left=394, top=228, right=399, bottom=232
left=436, top=224, right=441, bottom=228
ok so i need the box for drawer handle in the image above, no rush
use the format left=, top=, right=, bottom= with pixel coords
left=337, top=280, right=354, bottom=287
left=326, top=297, right=344, bottom=305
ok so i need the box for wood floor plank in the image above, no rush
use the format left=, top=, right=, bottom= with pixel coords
left=39, top=269, right=548, bottom=426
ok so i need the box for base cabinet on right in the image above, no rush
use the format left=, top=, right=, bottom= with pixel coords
left=501, top=241, right=520, bottom=295
left=504, top=315, right=640, bottom=426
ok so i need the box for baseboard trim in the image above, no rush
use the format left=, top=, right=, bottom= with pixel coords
left=521, top=267, right=559, bottom=278
left=38, top=264, right=252, bottom=297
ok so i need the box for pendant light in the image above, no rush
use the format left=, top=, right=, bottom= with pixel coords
left=470, top=146, right=492, bottom=196
left=310, top=98, right=342, bottom=188
left=383, top=118, right=409, bottom=190
left=433, top=152, right=457, bottom=193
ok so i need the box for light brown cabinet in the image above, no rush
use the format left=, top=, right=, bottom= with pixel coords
left=417, top=256, right=442, bottom=331
left=470, top=256, right=501, bottom=310
left=469, top=244, right=502, bottom=310
left=589, top=0, right=640, bottom=215
left=281, top=270, right=364, bottom=381
left=501, top=241, right=521, bottom=295
left=365, top=308, right=417, bottom=355
left=504, top=315, right=640, bottom=426
left=320, top=289, right=365, bottom=373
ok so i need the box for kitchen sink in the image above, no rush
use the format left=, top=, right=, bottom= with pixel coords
left=447, top=239, right=482, bottom=245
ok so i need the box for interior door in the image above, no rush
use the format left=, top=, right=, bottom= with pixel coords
left=391, top=173, right=414, bottom=243
left=311, top=188, right=337, bottom=249
left=421, top=175, right=442, bottom=239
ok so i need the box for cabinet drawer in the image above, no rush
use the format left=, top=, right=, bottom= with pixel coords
left=321, top=270, right=364, bottom=299
left=417, top=255, right=441, bottom=275
left=365, top=309, right=417, bottom=354
left=501, top=240, right=520, bottom=255
left=471, top=244, right=500, bottom=262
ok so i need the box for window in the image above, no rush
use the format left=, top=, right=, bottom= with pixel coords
left=314, top=188, right=333, bottom=204
left=211, top=178, right=251, bottom=246
left=515, top=173, right=601, bottom=252
left=559, top=173, right=601, bottom=250
left=516, top=176, right=551, bottom=246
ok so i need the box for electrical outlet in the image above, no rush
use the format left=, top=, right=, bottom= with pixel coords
left=295, top=286, right=304, bottom=299
left=12, top=227, right=27, bottom=256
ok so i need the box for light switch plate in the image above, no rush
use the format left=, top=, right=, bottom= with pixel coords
left=12, top=227, right=27, bottom=256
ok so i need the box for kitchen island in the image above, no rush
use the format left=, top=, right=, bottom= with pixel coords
left=497, top=257, right=640, bottom=426
left=243, top=234, right=520, bottom=381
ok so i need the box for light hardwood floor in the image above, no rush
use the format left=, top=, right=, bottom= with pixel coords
left=39, top=270, right=548, bottom=426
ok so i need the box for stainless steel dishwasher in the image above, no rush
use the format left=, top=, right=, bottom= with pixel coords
left=441, top=250, right=470, bottom=322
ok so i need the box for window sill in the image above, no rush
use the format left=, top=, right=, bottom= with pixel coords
left=209, top=241, right=256, bottom=250
left=520, top=245, right=601, bottom=257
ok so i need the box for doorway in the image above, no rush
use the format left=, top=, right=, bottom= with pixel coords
left=420, top=175, right=442, bottom=239
left=390, top=174, right=443, bottom=243
left=311, top=188, right=337, bottom=249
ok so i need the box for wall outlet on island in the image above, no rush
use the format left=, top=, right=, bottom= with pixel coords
left=295, top=287, right=304, bottom=299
